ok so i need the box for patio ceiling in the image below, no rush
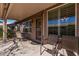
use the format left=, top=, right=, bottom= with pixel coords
left=0, top=3, right=56, bottom=21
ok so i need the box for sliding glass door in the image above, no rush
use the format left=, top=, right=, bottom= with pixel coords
left=60, top=4, right=76, bottom=52
left=48, top=4, right=77, bottom=52
left=60, top=4, right=75, bottom=36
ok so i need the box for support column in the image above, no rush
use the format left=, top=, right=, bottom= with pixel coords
left=41, top=11, right=48, bottom=42
left=3, top=19, right=7, bottom=42
left=2, top=4, right=10, bottom=43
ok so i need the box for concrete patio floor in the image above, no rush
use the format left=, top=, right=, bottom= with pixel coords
left=0, top=40, right=53, bottom=56
left=11, top=40, right=53, bottom=56
left=0, top=39, right=77, bottom=56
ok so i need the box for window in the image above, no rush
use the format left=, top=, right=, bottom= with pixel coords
left=24, top=20, right=32, bottom=32
left=48, top=9, right=58, bottom=35
left=48, top=4, right=75, bottom=36
left=60, top=4, right=75, bottom=36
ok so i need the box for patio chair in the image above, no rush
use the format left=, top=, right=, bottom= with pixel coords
left=61, top=35, right=78, bottom=56
left=40, top=35, right=62, bottom=56
left=15, top=31, right=23, bottom=41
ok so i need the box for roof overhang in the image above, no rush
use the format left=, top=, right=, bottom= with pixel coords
left=0, top=3, right=60, bottom=22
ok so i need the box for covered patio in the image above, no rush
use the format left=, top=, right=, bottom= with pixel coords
left=0, top=3, right=79, bottom=56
